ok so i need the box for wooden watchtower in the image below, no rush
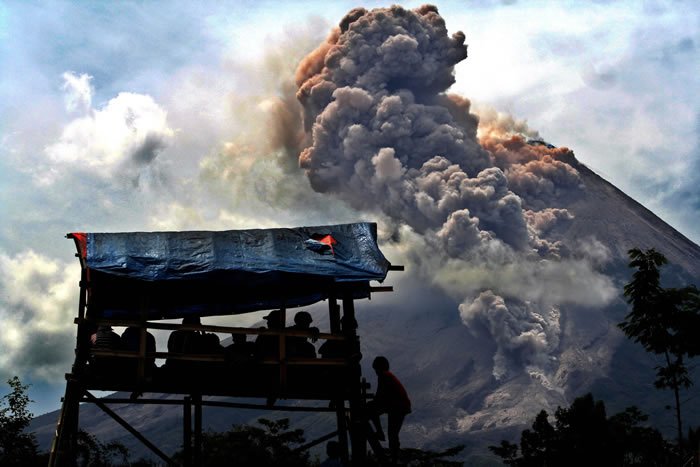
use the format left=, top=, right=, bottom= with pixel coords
left=48, top=222, right=401, bottom=466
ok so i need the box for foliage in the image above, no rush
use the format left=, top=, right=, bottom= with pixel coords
left=0, top=376, right=154, bottom=466
left=363, top=444, right=465, bottom=466
left=172, top=418, right=312, bottom=467
left=396, top=444, right=465, bottom=466
left=619, top=248, right=700, bottom=450
left=74, top=429, right=133, bottom=467
left=489, top=393, right=672, bottom=466
left=170, top=417, right=466, bottom=467
left=0, top=376, right=39, bottom=466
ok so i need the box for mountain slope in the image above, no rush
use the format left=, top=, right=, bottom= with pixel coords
left=560, top=157, right=700, bottom=277
left=30, top=154, right=700, bottom=463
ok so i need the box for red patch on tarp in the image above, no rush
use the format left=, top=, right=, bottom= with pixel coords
left=70, top=232, right=88, bottom=259
left=311, top=233, right=337, bottom=255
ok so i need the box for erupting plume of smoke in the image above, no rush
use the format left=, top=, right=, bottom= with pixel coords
left=294, top=4, right=615, bottom=380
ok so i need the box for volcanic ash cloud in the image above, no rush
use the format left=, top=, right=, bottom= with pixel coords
left=294, top=5, right=615, bottom=380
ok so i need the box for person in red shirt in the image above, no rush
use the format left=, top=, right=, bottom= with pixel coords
left=367, top=356, right=411, bottom=464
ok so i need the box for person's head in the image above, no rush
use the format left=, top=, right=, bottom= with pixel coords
left=232, top=333, right=247, bottom=344
left=340, top=315, right=358, bottom=331
left=182, top=315, right=200, bottom=325
left=204, top=333, right=220, bottom=345
left=294, top=311, right=313, bottom=327
left=326, top=440, right=340, bottom=459
left=263, top=309, right=282, bottom=328
left=372, top=356, right=390, bottom=374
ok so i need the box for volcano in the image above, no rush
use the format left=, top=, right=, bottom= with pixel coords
left=30, top=150, right=700, bottom=462
left=30, top=4, right=700, bottom=464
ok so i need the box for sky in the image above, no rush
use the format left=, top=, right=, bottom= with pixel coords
left=0, top=0, right=698, bottom=416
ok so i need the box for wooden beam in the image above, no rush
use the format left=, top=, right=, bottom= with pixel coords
left=200, top=400, right=339, bottom=412
left=87, top=349, right=353, bottom=365
left=193, top=394, right=202, bottom=466
left=369, top=286, right=393, bottom=293
left=73, top=318, right=347, bottom=340
left=183, top=396, right=192, bottom=467
left=292, top=430, right=339, bottom=453
left=83, top=391, right=175, bottom=466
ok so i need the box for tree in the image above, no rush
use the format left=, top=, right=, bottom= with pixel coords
left=619, top=247, right=700, bottom=457
left=172, top=418, right=312, bottom=467
left=74, top=430, right=132, bottom=467
left=394, top=444, right=465, bottom=466
left=171, top=417, right=466, bottom=466
left=489, top=393, right=671, bottom=466
left=0, top=376, right=39, bottom=466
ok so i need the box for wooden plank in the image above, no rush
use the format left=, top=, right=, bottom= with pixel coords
left=292, top=430, right=339, bottom=453
left=73, top=318, right=347, bottom=340
left=88, top=348, right=352, bottom=365
left=84, top=391, right=175, bottom=466
left=201, top=400, right=339, bottom=413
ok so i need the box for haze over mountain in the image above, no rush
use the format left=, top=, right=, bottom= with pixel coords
left=30, top=5, right=700, bottom=463
left=30, top=151, right=700, bottom=460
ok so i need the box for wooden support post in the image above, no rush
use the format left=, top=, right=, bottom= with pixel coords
left=334, top=399, right=350, bottom=465
left=279, top=306, right=287, bottom=392
left=138, top=294, right=148, bottom=383
left=74, top=268, right=90, bottom=375
left=48, top=378, right=81, bottom=467
left=342, top=297, right=367, bottom=466
left=50, top=267, right=89, bottom=467
left=329, top=295, right=349, bottom=462
left=183, top=396, right=192, bottom=467
left=329, top=297, right=341, bottom=334
left=193, top=393, right=202, bottom=466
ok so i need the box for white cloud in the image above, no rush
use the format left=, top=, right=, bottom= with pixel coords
left=0, top=0, right=698, bottom=417
left=43, top=90, right=174, bottom=185
left=61, top=71, right=93, bottom=113
left=0, top=250, right=79, bottom=382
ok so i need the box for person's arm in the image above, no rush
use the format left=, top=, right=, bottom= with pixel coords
left=373, top=373, right=388, bottom=407
left=309, top=326, right=320, bottom=343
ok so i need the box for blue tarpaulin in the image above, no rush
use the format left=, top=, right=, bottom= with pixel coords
left=70, top=223, right=390, bottom=319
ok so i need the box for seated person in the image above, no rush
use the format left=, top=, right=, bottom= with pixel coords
left=168, top=315, right=203, bottom=354
left=90, top=325, right=123, bottom=376
left=320, top=440, right=344, bottom=467
left=93, top=325, right=120, bottom=348
left=164, top=316, right=204, bottom=372
left=255, top=309, right=283, bottom=359
left=286, top=311, right=319, bottom=358
left=319, top=315, right=358, bottom=359
left=225, top=333, right=256, bottom=363
left=120, top=326, right=157, bottom=377
left=201, top=332, right=224, bottom=354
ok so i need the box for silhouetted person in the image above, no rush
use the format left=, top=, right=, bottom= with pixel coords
left=165, top=316, right=203, bottom=372
left=225, top=333, right=256, bottom=363
left=201, top=332, right=223, bottom=354
left=287, top=311, right=319, bottom=358
left=367, top=356, right=411, bottom=465
left=255, top=310, right=286, bottom=406
left=120, top=326, right=157, bottom=377
left=168, top=316, right=203, bottom=352
left=90, top=325, right=122, bottom=377
left=93, top=325, right=120, bottom=349
left=319, top=315, right=358, bottom=359
left=320, top=440, right=344, bottom=467
left=255, top=309, right=284, bottom=359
